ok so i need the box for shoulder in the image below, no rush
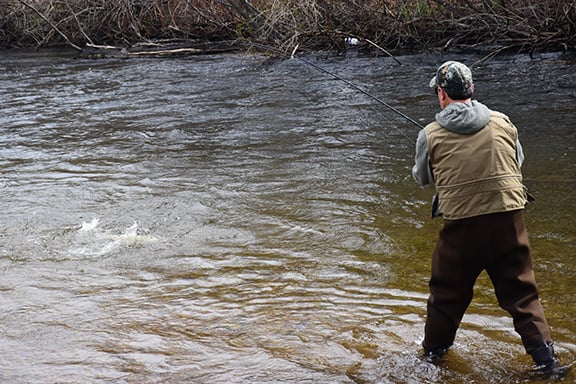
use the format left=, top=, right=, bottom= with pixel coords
left=489, top=110, right=513, bottom=125
left=487, top=110, right=519, bottom=141
left=424, top=121, right=443, bottom=134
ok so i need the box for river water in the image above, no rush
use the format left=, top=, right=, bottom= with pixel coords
left=0, top=49, right=574, bottom=383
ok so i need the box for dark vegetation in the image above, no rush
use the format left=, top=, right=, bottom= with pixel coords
left=1, top=0, right=575, bottom=57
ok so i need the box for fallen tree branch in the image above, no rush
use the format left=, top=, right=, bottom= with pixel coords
left=64, top=0, right=94, bottom=45
left=86, top=42, right=122, bottom=50
left=365, top=38, right=402, bottom=65
left=122, top=47, right=203, bottom=56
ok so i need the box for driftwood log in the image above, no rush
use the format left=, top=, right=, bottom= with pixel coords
left=84, top=41, right=242, bottom=58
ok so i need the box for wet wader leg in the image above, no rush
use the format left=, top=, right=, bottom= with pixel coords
left=486, top=211, right=552, bottom=355
left=423, top=220, right=484, bottom=352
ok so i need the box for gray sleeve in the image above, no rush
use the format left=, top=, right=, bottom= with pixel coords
left=412, top=129, right=434, bottom=186
left=516, top=138, right=525, bottom=167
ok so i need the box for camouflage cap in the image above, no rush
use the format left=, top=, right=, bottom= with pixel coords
left=429, top=61, right=473, bottom=99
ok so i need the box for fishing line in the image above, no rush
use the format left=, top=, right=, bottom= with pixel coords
left=366, top=103, right=416, bottom=145
left=251, top=43, right=425, bottom=143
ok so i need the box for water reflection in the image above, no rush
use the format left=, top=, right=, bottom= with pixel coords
left=0, top=50, right=574, bottom=383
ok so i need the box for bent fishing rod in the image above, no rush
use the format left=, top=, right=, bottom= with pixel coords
left=251, top=43, right=425, bottom=139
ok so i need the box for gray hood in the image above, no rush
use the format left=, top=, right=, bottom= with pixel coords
left=435, top=100, right=491, bottom=134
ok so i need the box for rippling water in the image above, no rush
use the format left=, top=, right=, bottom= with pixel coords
left=0, top=49, right=574, bottom=383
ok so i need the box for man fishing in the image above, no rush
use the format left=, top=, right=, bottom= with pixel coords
left=412, top=60, right=569, bottom=377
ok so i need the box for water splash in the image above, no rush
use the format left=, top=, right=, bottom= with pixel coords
left=70, top=220, right=159, bottom=258
left=80, top=217, right=100, bottom=231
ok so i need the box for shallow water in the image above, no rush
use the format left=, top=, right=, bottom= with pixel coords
left=0, top=49, right=574, bottom=383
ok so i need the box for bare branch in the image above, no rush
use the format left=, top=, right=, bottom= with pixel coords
left=16, top=0, right=83, bottom=51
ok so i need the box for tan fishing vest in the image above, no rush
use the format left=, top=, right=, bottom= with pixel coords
left=425, top=111, right=527, bottom=220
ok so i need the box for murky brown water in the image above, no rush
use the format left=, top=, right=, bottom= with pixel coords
left=0, top=49, right=574, bottom=383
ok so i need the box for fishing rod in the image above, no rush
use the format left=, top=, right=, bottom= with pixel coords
left=251, top=43, right=425, bottom=142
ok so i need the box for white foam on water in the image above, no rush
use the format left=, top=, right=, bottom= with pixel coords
left=79, top=217, right=100, bottom=231
left=70, top=220, right=159, bottom=258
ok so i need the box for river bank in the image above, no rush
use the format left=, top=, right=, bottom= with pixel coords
left=1, top=0, right=575, bottom=57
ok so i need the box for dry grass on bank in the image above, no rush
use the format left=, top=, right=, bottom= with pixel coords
left=1, top=0, right=575, bottom=54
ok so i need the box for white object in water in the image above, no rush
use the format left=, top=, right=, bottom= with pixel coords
left=123, top=222, right=139, bottom=237
left=80, top=218, right=100, bottom=231
left=345, top=37, right=359, bottom=46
